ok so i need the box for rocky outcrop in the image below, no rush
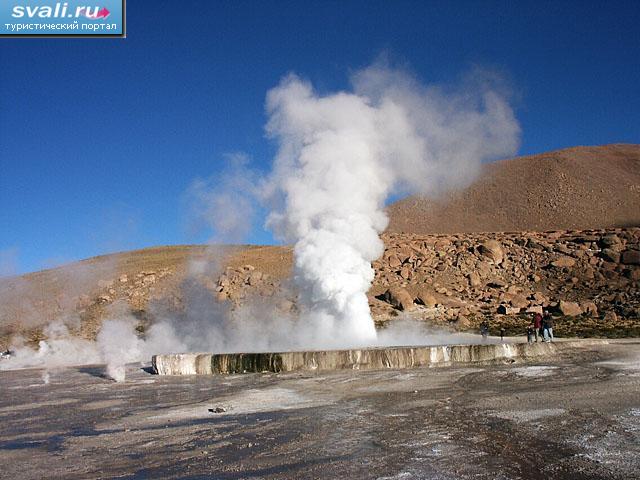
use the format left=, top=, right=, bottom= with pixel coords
left=372, top=227, right=640, bottom=329
left=2, top=227, right=639, bottom=351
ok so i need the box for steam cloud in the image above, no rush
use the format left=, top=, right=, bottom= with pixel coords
left=0, top=62, right=520, bottom=379
left=263, top=63, right=520, bottom=346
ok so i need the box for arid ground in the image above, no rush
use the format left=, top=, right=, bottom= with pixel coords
left=0, top=340, right=638, bottom=479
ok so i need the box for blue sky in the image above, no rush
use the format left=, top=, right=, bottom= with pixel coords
left=1, top=0, right=639, bottom=274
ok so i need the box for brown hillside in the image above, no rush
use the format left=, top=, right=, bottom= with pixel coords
left=387, top=144, right=640, bottom=234
left=2, top=144, right=640, bottom=350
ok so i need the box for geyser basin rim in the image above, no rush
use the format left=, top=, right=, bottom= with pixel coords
left=152, top=340, right=609, bottom=376
left=162, top=342, right=501, bottom=356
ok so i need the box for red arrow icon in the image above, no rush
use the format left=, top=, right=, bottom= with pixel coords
left=95, top=7, right=110, bottom=19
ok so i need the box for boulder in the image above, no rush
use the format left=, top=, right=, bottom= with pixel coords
left=508, top=294, right=529, bottom=309
left=497, top=305, right=520, bottom=315
left=454, top=315, right=471, bottom=329
left=400, top=266, right=412, bottom=280
left=580, top=301, right=598, bottom=317
left=388, top=255, right=402, bottom=268
left=247, top=271, right=263, bottom=286
left=468, top=272, right=482, bottom=288
left=559, top=300, right=583, bottom=316
left=383, top=287, right=415, bottom=311
left=478, top=240, right=504, bottom=265
left=531, top=291, right=548, bottom=305
left=599, top=234, right=622, bottom=249
left=551, top=256, right=576, bottom=268
left=487, top=279, right=507, bottom=289
left=621, top=250, right=640, bottom=265
left=600, top=249, right=621, bottom=263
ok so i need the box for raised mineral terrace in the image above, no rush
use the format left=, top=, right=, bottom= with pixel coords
left=152, top=340, right=608, bottom=375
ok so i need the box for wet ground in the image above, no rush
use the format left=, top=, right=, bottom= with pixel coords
left=0, top=341, right=639, bottom=479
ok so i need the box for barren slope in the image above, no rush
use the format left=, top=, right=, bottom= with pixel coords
left=387, top=144, right=640, bottom=234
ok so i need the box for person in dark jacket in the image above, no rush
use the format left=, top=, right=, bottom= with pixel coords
left=480, top=320, right=489, bottom=340
left=533, top=312, right=543, bottom=342
left=526, top=323, right=535, bottom=344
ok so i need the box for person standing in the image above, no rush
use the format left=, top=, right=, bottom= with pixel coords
left=533, top=312, right=543, bottom=342
left=544, top=310, right=554, bottom=342
left=526, top=323, right=535, bottom=344
left=480, top=320, right=489, bottom=340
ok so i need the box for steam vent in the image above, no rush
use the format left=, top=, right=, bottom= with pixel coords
left=152, top=340, right=605, bottom=375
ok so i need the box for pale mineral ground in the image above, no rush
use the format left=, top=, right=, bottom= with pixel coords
left=0, top=340, right=638, bottom=479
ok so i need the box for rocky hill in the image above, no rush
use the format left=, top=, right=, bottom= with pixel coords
left=1, top=228, right=639, bottom=349
left=387, top=144, right=640, bottom=234
left=2, top=144, right=640, bottom=349
left=369, top=228, right=640, bottom=337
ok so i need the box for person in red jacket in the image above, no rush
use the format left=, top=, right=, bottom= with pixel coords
left=533, top=312, right=543, bottom=342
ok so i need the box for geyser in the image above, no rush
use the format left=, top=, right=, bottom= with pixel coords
left=263, top=63, right=520, bottom=346
left=0, top=63, right=521, bottom=381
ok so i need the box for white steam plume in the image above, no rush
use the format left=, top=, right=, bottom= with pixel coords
left=264, top=64, right=520, bottom=346
left=0, top=63, right=521, bottom=377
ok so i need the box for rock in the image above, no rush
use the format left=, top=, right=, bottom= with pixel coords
left=276, top=299, right=296, bottom=313
left=558, top=300, right=582, bottom=316
left=555, top=243, right=573, bottom=255
left=551, top=256, right=576, bottom=268
left=599, top=234, right=621, bottom=249
left=478, top=240, right=504, bottom=265
left=208, top=407, right=226, bottom=413
left=621, top=250, right=640, bottom=265
left=438, top=296, right=467, bottom=308
left=487, top=279, right=507, bottom=289
left=388, top=255, right=402, bottom=268
left=118, top=275, right=128, bottom=283
left=601, top=249, right=621, bottom=263
left=247, top=271, right=263, bottom=285
left=400, top=266, right=412, bottom=280
left=580, top=301, right=598, bottom=317
left=413, top=287, right=438, bottom=307
left=468, top=272, right=482, bottom=288
left=508, top=294, right=529, bottom=309
left=603, top=311, right=618, bottom=323
left=476, top=260, right=492, bottom=277
left=454, top=315, right=471, bottom=329
left=506, top=285, right=519, bottom=295
left=383, top=287, right=415, bottom=311
left=497, top=305, right=520, bottom=315
left=215, top=291, right=228, bottom=302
